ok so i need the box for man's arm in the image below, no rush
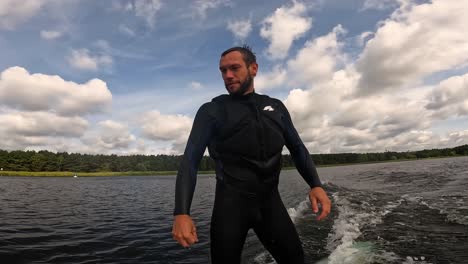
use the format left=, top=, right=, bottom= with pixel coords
left=174, top=102, right=217, bottom=215
left=278, top=101, right=321, bottom=188
left=172, top=102, right=217, bottom=247
left=278, top=100, right=331, bottom=220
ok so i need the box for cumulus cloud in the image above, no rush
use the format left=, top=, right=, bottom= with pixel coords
left=68, top=49, right=113, bottom=71
left=356, top=0, right=468, bottom=96
left=0, top=66, right=112, bottom=116
left=282, top=67, right=436, bottom=153
left=280, top=0, right=468, bottom=153
left=256, top=1, right=468, bottom=153
left=81, top=120, right=136, bottom=150
left=260, top=0, right=312, bottom=60
left=140, top=111, right=193, bottom=153
left=0, top=111, right=88, bottom=138
left=40, top=30, right=62, bottom=40
left=193, top=0, right=231, bottom=19
left=255, top=66, right=287, bottom=92
left=443, top=130, right=468, bottom=147
left=256, top=24, right=347, bottom=92
left=284, top=69, right=358, bottom=131
left=0, top=66, right=117, bottom=152
left=426, top=73, right=468, bottom=119
left=227, top=19, right=252, bottom=41
left=287, top=24, right=346, bottom=86
left=0, top=0, right=52, bottom=30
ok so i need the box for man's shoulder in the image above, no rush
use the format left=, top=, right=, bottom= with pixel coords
left=211, top=94, right=230, bottom=103
left=256, top=93, right=284, bottom=106
left=196, top=95, right=227, bottom=114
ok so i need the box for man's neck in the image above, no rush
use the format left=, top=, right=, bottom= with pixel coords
left=242, top=87, right=255, bottom=96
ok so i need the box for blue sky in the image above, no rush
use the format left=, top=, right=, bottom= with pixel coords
left=1, top=0, right=467, bottom=155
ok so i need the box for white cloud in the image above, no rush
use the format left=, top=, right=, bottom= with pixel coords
left=133, top=0, right=163, bottom=28
left=283, top=75, right=436, bottom=153
left=255, top=65, right=287, bottom=92
left=190, top=81, right=203, bottom=90
left=443, top=130, right=468, bottom=147
left=287, top=24, right=346, bottom=86
left=426, top=73, right=468, bottom=119
left=119, top=24, right=136, bottom=36
left=0, top=66, right=116, bottom=152
left=81, top=120, right=136, bottom=150
left=40, top=30, right=62, bottom=40
left=0, top=134, right=70, bottom=152
left=356, top=31, right=373, bottom=47
left=356, top=0, right=468, bottom=96
left=0, top=0, right=52, bottom=30
left=0, top=66, right=112, bottom=116
left=193, top=0, right=231, bottom=19
left=272, top=0, right=468, bottom=153
left=68, top=48, right=113, bottom=71
left=284, top=69, right=358, bottom=131
left=0, top=111, right=88, bottom=138
left=140, top=111, right=193, bottom=153
left=256, top=24, right=347, bottom=93
left=260, top=0, right=312, bottom=60
left=115, top=0, right=163, bottom=28
left=227, top=19, right=252, bottom=41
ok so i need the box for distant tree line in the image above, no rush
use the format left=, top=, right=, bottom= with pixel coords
left=0, top=144, right=467, bottom=172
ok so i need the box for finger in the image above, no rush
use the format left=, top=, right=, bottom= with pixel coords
left=317, top=201, right=331, bottom=220
left=186, top=234, right=197, bottom=245
left=192, top=228, right=199, bottom=242
left=173, top=229, right=193, bottom=247
left=177, top=237, right=190, bottom=248
left=317, top=208, right=329, bottom=220
left=311, top=195, right=319, bottom=213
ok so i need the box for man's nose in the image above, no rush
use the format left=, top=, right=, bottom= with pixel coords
left=224, top=70, right=234, bottom=79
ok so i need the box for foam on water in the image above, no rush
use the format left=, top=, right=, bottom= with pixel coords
left=402, top=255, right=433, bottom=264
left=287, top=197, right=311, bottom=223
left=401, top=194, right=468, bottom=225
left=253, top=251, right=275, bottom=264
left=323, top=192, right=401, bottom=264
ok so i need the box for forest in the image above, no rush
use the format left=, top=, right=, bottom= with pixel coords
left=0, top=144, right=467, bottom=173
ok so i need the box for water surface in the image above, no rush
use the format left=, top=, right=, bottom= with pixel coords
left=1, top=157, right=467, bottom=263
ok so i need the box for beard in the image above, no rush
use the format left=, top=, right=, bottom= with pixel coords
left=226, top=74, right=253, bottom=96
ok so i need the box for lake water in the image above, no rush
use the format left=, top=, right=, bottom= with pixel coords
left=1, top=156, right=467, bottom=263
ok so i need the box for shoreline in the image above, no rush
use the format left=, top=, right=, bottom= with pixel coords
left=0, top=156, right=464, bottom=177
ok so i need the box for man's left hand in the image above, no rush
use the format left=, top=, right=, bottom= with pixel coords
left=308, top=187, right=331, bottom=221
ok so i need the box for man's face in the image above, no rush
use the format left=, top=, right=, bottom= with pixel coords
left=219, top=51, right=258, bottom=95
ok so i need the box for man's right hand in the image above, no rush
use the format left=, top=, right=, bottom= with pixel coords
left=172, top=214, right=198, bottom=248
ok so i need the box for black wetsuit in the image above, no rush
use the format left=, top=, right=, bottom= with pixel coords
left=174, top=92, right=322, bottom=264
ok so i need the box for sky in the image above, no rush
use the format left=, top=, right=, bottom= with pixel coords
left=1, top=0, right=468, bottom=155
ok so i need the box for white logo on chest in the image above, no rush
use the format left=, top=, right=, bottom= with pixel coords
left=263, top=106, right=274, bottom=111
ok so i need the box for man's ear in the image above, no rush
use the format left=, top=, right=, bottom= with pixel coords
left=249, top=62, right=258, bottom=77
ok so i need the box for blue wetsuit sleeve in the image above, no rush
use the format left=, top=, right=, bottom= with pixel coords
left=173, top=103, right=216, bottom=215
left=278, top=101, right=322, bottom=188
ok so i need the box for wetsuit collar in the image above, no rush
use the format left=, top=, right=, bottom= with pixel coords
left=230, top=90, right=256, bottom=100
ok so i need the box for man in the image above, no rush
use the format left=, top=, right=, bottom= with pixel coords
left=172, top=46, right=331, bottom=264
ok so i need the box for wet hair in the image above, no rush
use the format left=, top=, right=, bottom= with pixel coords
left=221, top=45, right=257, bottom=66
